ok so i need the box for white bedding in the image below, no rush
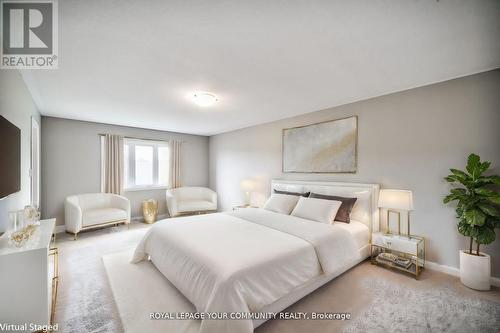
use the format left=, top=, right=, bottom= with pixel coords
left=132, top=208, right=360, bottom=333
left=334, top=220, right=369, bottom=250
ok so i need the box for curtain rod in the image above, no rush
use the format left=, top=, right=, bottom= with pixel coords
left=98, top=134, right=185, bottom=143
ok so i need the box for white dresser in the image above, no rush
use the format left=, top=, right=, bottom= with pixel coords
left=0, top=219, right=58, bottom=332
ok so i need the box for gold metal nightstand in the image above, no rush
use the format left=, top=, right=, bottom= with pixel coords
left=370, top=232, right=425, bottom=279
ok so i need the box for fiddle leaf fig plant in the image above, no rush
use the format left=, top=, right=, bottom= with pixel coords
left=443, top=153, right=500, bottom=255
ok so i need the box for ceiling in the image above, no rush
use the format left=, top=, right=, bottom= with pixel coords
left=22, top=0, right=500, bottom=136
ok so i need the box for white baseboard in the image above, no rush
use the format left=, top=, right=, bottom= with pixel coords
left=131, top=213, right=169, bottom=222
left=55, top=225, right=66, bottom=234
left=426, top=260, right=500, bottom=288
left=425, top=260, right=459, bottom=277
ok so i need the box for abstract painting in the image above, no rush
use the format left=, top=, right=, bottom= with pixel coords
left=282, top=116, right=357, bottom=173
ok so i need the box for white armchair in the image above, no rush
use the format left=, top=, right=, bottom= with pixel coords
left=166, top=187, right=217, bottom=217
left=65, top=193, right=131, bottom=239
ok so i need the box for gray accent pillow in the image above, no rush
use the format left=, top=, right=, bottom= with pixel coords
left=274, top=189, right=310, bottom=197
left=308, top=193, right=357, bottom=223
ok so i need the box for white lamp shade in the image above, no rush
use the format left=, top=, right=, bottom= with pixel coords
left=378, top=189, right=413, bottom=211
left=240, top=179, right=254, bottom=192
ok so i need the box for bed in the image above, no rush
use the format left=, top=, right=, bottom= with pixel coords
left=132, top=180, right=379, bottom=333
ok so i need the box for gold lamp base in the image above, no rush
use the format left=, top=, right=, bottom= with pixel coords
left=386, top=209, right=412, bottom=239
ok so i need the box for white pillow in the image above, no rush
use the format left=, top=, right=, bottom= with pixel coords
left=263, top=194, right=300, bottom=215
left=291, top=197, right=342, bottom=224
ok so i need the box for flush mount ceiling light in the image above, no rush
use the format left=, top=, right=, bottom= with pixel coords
left=192, top=92, right=219, bottom=107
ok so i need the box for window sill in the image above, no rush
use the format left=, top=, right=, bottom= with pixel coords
left=124, top=186, right=169, bottom=192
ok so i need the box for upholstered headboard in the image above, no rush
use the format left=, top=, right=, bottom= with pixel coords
left=271, top=179, right=380, bottom=233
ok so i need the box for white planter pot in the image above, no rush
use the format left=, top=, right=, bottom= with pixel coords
left=459, top=250, right=491, bottom=291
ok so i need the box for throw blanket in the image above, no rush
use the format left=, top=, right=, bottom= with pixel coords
left=132, top=208, right=359, bottom=333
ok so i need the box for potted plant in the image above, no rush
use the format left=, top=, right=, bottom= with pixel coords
left=443, top=153, right=500, bottom=290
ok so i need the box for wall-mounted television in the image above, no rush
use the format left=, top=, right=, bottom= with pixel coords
left=0, top=116, right=21, bottom=199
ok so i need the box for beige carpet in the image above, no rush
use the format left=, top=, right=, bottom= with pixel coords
left=54, top=222, right=500, bottom=333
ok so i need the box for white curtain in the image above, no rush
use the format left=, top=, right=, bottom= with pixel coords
left=169, top=139, right=182, bottom=189
left=102, top=134, right=124, bottom=195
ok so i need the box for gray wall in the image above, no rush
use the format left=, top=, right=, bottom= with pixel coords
left=0, top=71, right=41, bottom=232
left=209, top=69, right=500, bottom=277
left=41, top=117, right=209, bottom=225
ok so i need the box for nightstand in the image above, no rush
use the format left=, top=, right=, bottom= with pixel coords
left=370, top=232, right=425, bottom=279
left=232, top=205, right=258, bottom=210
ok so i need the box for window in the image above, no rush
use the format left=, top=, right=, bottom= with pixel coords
left=123, top=139, right=170, bottom=190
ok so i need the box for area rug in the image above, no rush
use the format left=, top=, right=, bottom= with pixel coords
left=55, top=226, right=150, bottom=333
left=102, top=250, right=200, bottom=333
left=104, top=250, right=500, bottom=333
left=342, top=278, right=500, bottom=333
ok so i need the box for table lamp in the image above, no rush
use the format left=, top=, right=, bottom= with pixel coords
left=378, top=189, right=414, bottom=238
left=240, top=179, right=254, bottom=207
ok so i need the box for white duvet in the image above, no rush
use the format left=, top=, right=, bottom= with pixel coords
left=132, top=208, right=359, bottom=333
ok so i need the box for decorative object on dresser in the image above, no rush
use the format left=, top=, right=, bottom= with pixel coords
left=9, top=224, right=37, bottom=247
left=443, top=153, right=500, bottom=291
left=7, top=205, right=41, bottom=247
left=282, top=116, right=358, bottom=173
left=0, top=219, right=59, bottom=330
left=371, top=232, right=425, bottom=279
left=166, top=187, right=217, bottom=217
left=378, top=189, right=414, bottom=237
left=142, top=199, right=158, bottom=223
left=240, top=179, right=255, bottom=207
left=65, top=193, right=131, bottom=240
left=23, top=205, right=41, bottom=223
